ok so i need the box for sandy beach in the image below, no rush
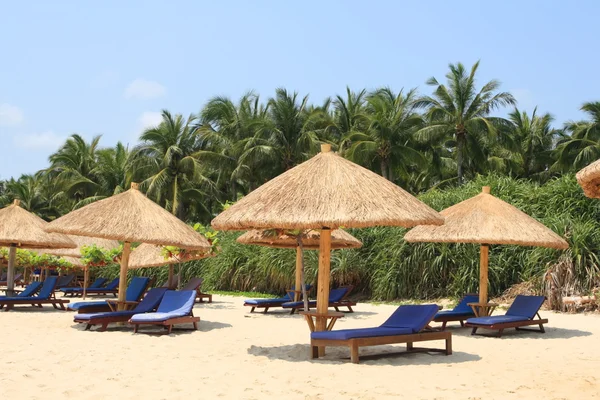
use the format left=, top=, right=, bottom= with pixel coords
left=1, top=294, right=599, bottom=400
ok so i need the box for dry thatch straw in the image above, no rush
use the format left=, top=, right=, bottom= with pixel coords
left=404, top=186, right=568, bottom=249
left=129, top=243, right=214, bottom=269
left=576, top=159, right=600, bottom=198
left=36, top=236, right=120, bottom=258
left=0, top=200, right=76, bottom=249
left=45, top=184, right=211, bottom=250
left=212, top=145, right=443, bottom=230
left=236, top=229, right=362, bottom=250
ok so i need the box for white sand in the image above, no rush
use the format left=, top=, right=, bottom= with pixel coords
left=1, top=294, right=599, bottom=400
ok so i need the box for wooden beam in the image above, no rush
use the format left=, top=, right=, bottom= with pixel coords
left=479, top=244, right=489, bottom=305
left=6, top=245, right=16, bottom=296
left=117, top=242, right=131, bottom=311
left=316, top=228, right=332, bottom=356
left=295, top=246, right=302, bottom=301
left=83, top=266, right=89, bottom=299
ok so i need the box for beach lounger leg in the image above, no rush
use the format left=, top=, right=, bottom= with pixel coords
left=459, top=320, right=464, bottom=327
left=167, top=324, right=173, bottom=334
left=406, top=342, right=414, bottom=351
left=263, top=307, right=269, bottom=313
left=250, top=307, right=255, bottom=313
left=347, top=305, right=354, bottom=313
left=471, top=327, right=478, bottom=335
left=441, top=321, right=447, bottom=330
left=446, top=335, right=453, bottom=355
left=193, top=320, right=198, bottom=330
left=311, top=345, right=319, bottom=359
left=334, top=306, right=339, bottom=312
left=350, top=342, right=359, bottom=364
left=497, top=329, right=504, bottom=337
left=133, top=324, right=139, bottom=333
left=85, top=324, right=92, bottom=331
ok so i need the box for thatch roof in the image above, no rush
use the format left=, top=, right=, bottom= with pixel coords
left=576, top=159, right=600, bottom=198
left=36, top=235, right=120, bottom=258
left=404, top=187, right=568, bottom=249
left=128, top=243, right=214, bottom=269
left=212, top=145, right=443, bottom=230
left=0, top=200, right=77, bottom=249
left=236, top=229, right=362, bottom=250
left=45, top=184, right=211, bottom=250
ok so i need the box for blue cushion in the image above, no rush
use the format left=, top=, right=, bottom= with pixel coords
left=311, top=326, right=412, bottom=340
left=453, top=294, right=479, bottom=313
left=61, top=277, right=108, bottom=293
left=125, top=277, right=150, bottom=301
left=75, top=311, right=137, bottom=321
left=0, top=281, right=43, bottom=299
left=506, top=295, right=545, bottom=319
left=466, top=315, right=530, bottom=325
left=381, top=304, right=440, bottom=332
left=36, top=277, right=58, bottom=300
left=245, top=297, right=290, bottom=305
left=69, top=301, right=109, bottom=311
left=329, top=287, right=349, bottom=302
left=104, top=278, right=120, bottom=290
left=130, top=290, right=196, bottom=323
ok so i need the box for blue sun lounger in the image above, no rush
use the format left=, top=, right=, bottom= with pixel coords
left=244, top=285, right=313, bottom=313
left=433, top=294, right=479, bottom=329
left=282, top=286, right=356, bottom=314
left=68, top=277, right=150, bottom=313
left=80, top=277, right=120, bottom=297
left=465, top=295, right=548, bottom=337
left=129, top=290, right=199, bottom=334
left=310, top=304, right=452, bottom=363
left=0, top=281, right=43, bottom=299
left=0, top=277, right=70, bottom=311
left=74, top=287, right=168, bottom=331
left=60, top=277, right=108, bottom=297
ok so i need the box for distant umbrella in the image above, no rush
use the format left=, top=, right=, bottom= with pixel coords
left=576, top=159, right=600, bottom=198
left=405, top=186, right=568, bottom=315
left=45, top=183, right=211, bottom=310
left=0, top=200, right=76, bottom=295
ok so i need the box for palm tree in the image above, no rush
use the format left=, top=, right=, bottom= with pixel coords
left=554, top=101, right=600, bottom=171
left=198, top=92, right=268, bottom=196
left=504, top=107, right=558, bottom=178
left=240, top=88, right=319, bottom=178
left=132, top=110, right=216, bottom=219
left=46, top=134, right=102, bottom=199
left=343, top=87, right=425, bottom=181
left=1, top=174, right=66, bottom=220
left=416, top=61, right=516, bottom=184
left=332, top=87, right=369, bottom=147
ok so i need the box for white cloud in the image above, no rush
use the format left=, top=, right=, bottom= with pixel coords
left=13, top=131, right=66, bottom=150
left=123, top=79, right=166, bottom=100
left=511, top=88, right=535, bottom=110
left=0, top=103, right=24, bottom=126
left=138, top=111, right=163, bottom=131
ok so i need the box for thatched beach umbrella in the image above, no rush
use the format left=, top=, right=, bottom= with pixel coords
left=37, top=235, right=120, bottom=298
left=404, top=186, right=568, bottom=315
left=237, top=229, right=362, bottom=303
left=129, top=243, right=214, bottom=288
left=45, top=183, right=211, bottom=310
left=0, top=200, right=76, bottom=295
left=213, top=144, right=443, bottom=337
left=576, top=159, right=600, bottom=198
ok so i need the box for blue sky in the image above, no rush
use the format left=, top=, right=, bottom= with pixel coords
left=1, top=0, right=598, bottom=179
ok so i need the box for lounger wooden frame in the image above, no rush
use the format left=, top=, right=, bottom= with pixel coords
left=465, top=312, right=548, bottom=337
left=79, top=315, right=135, bottom=332
left=310, top=330, right=452, bottom=364
left=245, top=301, right=288, bottom=313
left=434, top=314, right=472, bottom=330
left=130, top=311, right=200, bottom=334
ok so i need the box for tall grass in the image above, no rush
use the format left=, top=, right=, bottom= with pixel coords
left=108, top=174, right=600, bottom=304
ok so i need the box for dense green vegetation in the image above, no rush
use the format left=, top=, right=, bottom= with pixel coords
left=2, top=61, right=600, bottom=303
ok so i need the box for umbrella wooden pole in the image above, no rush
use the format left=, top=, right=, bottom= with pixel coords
left=83, top=266, right=89, bottom=299
left=117, top=242, right=131, bottom=311
left=316, top=228, right=332, bottom=356
left=6, top=245, right=16, bottom=296
left=479, top=244, right=489, bottom=305
left=295, top=247, right=302, bottom=301
left=168, top=264, right=174, bottom=289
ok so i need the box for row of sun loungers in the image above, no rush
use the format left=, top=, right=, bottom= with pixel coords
left=311, top=295, right=548, bottom=363
left=0, top=276, right=70, bottom=311
left=74, top=288, right=200, bottom=334
left=244, top=285, right=356, bottom=314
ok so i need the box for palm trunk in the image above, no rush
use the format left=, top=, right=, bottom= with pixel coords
left=380, top=160, right=388, bottom=180
left=456, top=133, right=465, bottom=185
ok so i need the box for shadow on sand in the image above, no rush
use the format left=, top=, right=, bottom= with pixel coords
left=70, top=319, right=232, bottom=334
left=248, top=343, right=480, bottom=366
left=444, top=325, right=592, bottom=340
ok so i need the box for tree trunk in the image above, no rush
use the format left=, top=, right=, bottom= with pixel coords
left=456, top=133, right=465, bottom=185
left=388, top=164, right=393, bottom=182
left=380, top=160, right=388, bottom=180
